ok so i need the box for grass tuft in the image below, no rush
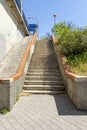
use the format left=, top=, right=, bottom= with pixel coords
left=66, top=51, right=87, bottom=75
left=0, top=108, right=9, bottom=114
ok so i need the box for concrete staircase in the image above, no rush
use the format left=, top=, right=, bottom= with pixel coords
left=23, top=40, right=66, bottom=94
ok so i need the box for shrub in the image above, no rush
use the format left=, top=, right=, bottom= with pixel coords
left=52, top=22, right=87, bottom=75
left=66, top=52, right=87, bottom=75
left=52, top=22, right=87, bottom=56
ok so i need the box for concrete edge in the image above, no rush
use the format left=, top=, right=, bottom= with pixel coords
left=51, top=35, right=87, bottom=81
left=0, top=33, right=37, bottom=83
left=6, top=0, right=29, bottom=35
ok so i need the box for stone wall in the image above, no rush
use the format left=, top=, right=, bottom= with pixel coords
left=66, top=76, right=87, bottom=110
left=0, top=80, right=10, bottom=110
left=0, top=33, right=37, bottom=111
left=10, top=43, right=36, bottom=110
left=52, top=35, right=87, bottom=110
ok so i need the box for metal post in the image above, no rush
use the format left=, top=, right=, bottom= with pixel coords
left=53, top=14, right=56, bottom=25
left=53, top=14, right=56, bottom=35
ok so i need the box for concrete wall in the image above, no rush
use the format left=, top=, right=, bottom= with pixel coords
left=54, top=47, right=87, bottom=110
left=10, top=43, right=35, bottom=110
left=11, top=42, right=36, bottom=110
left=0, top=80, right=10, bottom=110
left=0, top=36, right=36, bottom=111
left=52, top=35, right=87, bottom=110
left=0, top=0, right=25, bottom=62
left=67, top=77, right=87, bottom=110
left=55, top=50, right=67, bottom=87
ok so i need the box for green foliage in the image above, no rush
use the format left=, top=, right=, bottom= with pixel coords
left=67, top=52, right=87, bottom=75
left=1, top=108, right=9, bottom=114
left=52, top=22, right=87, bottom=56
left=52, top=22, right=87, bottom=75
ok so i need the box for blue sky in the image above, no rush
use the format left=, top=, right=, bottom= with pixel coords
left=22, top=0, right=87, bottom=38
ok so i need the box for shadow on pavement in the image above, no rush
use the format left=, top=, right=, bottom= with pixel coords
left=54, top=94, right=87, bottom=115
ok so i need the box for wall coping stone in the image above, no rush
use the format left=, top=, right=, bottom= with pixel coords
left=0, top=33, right=37, bottom=83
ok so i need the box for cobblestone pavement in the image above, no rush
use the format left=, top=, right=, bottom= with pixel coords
left=0, top=94, right=87, bottom=130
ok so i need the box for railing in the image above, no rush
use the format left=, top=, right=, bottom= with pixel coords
left=15, top=0, right=21, bottom=12
left=22, top=11, right=29, bottom=30
left=15, top=0, right=29, bottom=31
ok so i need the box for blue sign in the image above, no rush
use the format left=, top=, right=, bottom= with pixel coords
left=28, top=24, right=38, bottom=28
left=28, top=24, right=38, bottom=32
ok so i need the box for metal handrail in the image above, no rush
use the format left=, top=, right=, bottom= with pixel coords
left=15, top=0, right=21, bottom=12
left=22, top=11, right=28, bottom=29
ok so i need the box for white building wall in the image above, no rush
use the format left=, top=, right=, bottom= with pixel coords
left=0, top=0, right=25, bottom=62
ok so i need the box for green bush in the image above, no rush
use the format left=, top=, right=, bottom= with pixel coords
left=66, top=52, right=87, bottom=75
left=52, top=22, right=87, bottom=56
left=52, top=22, right=87, bottom=75
left=0, top=108, right=9, bottom=114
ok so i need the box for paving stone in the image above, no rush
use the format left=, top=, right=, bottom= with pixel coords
left=0, top=94, right=87, bottom=130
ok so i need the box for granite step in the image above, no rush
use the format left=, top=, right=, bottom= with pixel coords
left=22, top=90, right=66, bottom=94
left=24, top=80, right=63, bottom=85
left=27, top=68, right=60, bottom=72
left=29, top=66, right=58, bottom=69
left=25, top=75, right=62, bottom=80
left=23, top=39, right=65, bottom=94
left=23, top=84, right=65, bottom=91
left=26, top=72, right=61, bottom=76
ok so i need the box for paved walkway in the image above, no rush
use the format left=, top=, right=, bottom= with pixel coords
left=0, top=94, right=87, bottom=130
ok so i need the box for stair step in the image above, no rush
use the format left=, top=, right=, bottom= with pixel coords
left=22, top=90, right=66, bottom=94
left=29, top=66, right=58, bottom=69
left=32, top=53, right=55, bottom=55
left=25, top=75, right=62, bottom=80
left=23, top=84, right=65, bottom=91
left=27, top=69, right=60, bottom=72
left=24, top=80, right=63, bottom=85
left=33, top=53, right=54, bottom=55
left=30, top=63, right=58, bottom=66
left=31, top=61, right=58, bottom=64
left=31, top=55, right=57, bottom=58
left=26, top=72, right=61, bottom=76
left=31, top=57, right=57, bottom=60
left=23, top=39, right=65, bottom=94
left=31, top=62, right=58, bottom=65
left=31, top=63, right=58, bottom=66
left=31, top=56, right=57, bottom=59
